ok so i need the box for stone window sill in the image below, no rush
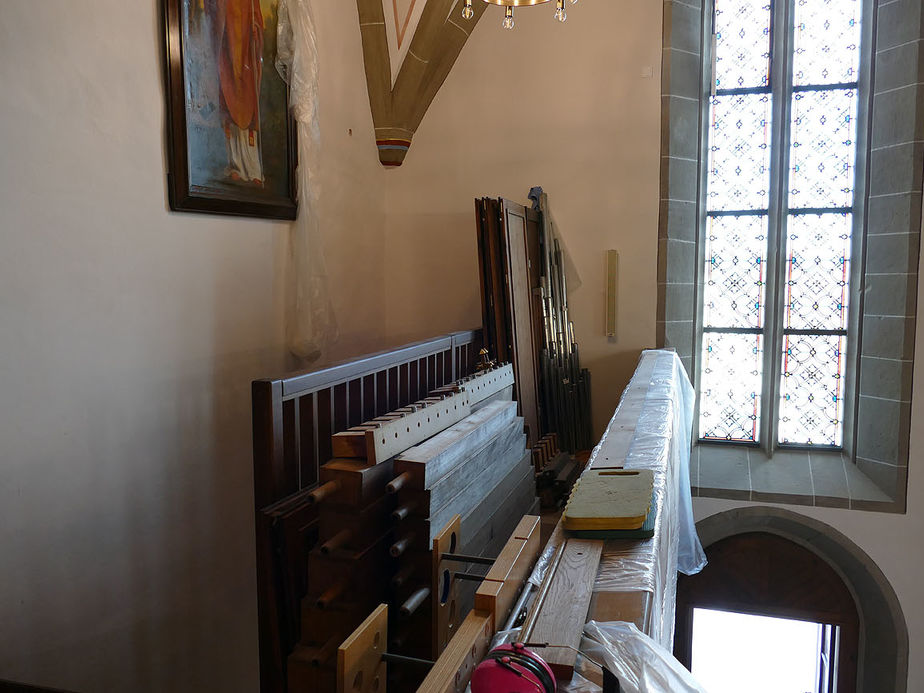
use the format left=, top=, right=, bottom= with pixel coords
left=693, top=444, right=906, bottom=513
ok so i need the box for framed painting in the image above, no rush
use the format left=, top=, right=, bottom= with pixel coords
left=163, top=0, right=297, bottom=219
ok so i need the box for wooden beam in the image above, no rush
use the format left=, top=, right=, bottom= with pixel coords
left=474, top=515, right=541, bottom=625
left=523, top=539, right=604, bottom=680
left=394, top=400, right=517, bottom=488
left=356, top=0, right=488, bottom=166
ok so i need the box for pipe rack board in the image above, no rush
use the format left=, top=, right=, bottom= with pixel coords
left=331, top=391, right=472, bottom=465
left=330, top=364, right=514, bottom=465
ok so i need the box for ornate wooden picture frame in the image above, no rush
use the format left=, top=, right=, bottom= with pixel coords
left=163, top=0, right=297, bottom=220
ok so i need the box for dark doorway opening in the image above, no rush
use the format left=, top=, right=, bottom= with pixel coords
left=674, top=532, right=859, bottom=692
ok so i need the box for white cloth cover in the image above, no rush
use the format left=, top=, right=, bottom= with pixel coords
left=276, top=0, right=338, bottom=364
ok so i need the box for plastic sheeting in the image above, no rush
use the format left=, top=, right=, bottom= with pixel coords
left=564, top=621, right=709, bottom=693
left=513, top=349, right=705, bottom=661
left=588, top=349, right=706, bottom=645
left=488, top=621, right=707, bottom=693
left=276, top=0, right=338, bottom=364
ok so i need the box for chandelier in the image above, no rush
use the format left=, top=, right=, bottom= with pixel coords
left=461, top=0, right=579, bottom=30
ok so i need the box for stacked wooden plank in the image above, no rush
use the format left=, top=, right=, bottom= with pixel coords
left=288, top=363, right=532, bottom=692
left=388, top=398, right=536, bottom=667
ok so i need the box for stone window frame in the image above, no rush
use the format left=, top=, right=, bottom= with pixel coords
left=658, top=0, right=922, bottom=511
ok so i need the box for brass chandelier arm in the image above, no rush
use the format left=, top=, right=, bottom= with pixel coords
left=461, top=0, right=576, bottom=27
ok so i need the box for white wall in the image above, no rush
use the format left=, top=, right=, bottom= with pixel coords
left=382, top=0, right=663, bottom=435
left=0, top=1, right=384, bottom=690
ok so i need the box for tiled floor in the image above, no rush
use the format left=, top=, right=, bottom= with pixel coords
left=693, top=444, right=899, bottom=512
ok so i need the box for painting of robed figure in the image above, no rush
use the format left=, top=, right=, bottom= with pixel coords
left=164, top=0, right=297, bottom=219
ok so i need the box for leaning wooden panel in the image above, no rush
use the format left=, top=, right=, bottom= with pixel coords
left=337, top=604, right=388, bottom=693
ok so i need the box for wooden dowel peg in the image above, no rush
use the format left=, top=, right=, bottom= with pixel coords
left=311, top=636, right=339, bottom=667
left=315, top=582, right=346, bottom=610
left=320, top=528, right=353, bottom=555
left=391, top=501, right=417, bottom=523
left=307, top=479, right=340, bottom=505
left=386, top=472, right=412, bottom=494
left=391, top=564, right=416, bottom=589
left=390, top=534, right=415, bottom=558
left=400, top=587, right=431, bottom=617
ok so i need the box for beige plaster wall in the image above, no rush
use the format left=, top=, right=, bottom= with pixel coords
left=382, top=0, right=663, bottom=436
left=0, top=0, right=384, bottom=690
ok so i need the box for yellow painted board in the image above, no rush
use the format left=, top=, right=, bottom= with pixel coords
left=562, top=469, right=654, bottom=531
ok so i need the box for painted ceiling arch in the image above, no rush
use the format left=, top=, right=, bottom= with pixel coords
left=357, top=0, right=487, bottom=166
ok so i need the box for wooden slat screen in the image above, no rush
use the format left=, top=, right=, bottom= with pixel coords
left=252, top=329, right=482, bottom=693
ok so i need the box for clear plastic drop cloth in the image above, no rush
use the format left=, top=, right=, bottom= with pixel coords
left=590, top=350, right=705, bottom=645
left=566, top=621, right=709, bottom=693
left=487, top=621, right=708, bottom=693
left=276, top=0, right=338, bottom=364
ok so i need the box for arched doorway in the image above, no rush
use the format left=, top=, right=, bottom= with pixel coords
left=675, top=531, right=859, bottom=690
left=676, top=507, right=908, bottom=692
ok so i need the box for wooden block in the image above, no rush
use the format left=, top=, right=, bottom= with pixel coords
left=414, top=611, right=494, bottom=693
left=306, top=530, right=394, bottom=602
left=319, top=493, right=397, bottom=547
left=288, top=650, right=335, bottom=693
left=337, top=604, right=388, bottom=693
left=589, top=590, right=651, bottom=633
left=331, top=425, right=380, bottom=460
left=527, top=539, right=604, bottom=680
left=316, top=459, right=396, bottom=507
left=563, top=469, right=654, bottom=531
left=332, top=391, right=472, bottom=464
left=474, top=515, right=541, bottom=624
left=395, top=400, right=518, bottom=488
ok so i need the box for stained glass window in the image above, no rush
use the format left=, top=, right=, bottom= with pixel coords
left=792, top=0, right=862, bottom=86
left=789, top=89, right=858, bottom=209
left=699, top=0, right=863, bottom=449
left=784, top=213, right=852, bottom=331
left=779, top=335, right=846, bottom=446
left=703, top=215, right=768, bottom=329
left=700, top=333, right=763, bottom=442
left=714, top=0, right=772, bottom=90
left=707, top=94, right=773, bottom=211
